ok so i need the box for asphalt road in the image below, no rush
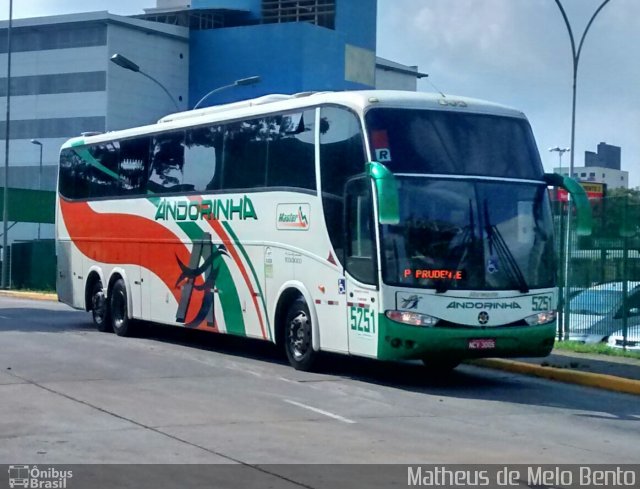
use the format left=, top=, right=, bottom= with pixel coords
left=1, top=296, right=639, bottom=466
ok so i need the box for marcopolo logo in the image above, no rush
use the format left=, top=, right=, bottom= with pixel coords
left=277, top=204, right=310, bottom=230
left=8, top=465, right=73, bottom=488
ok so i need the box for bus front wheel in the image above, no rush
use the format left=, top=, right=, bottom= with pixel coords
left=284, top=298, right=317, bottom=371
left=110, top=279, right=135, bottom=337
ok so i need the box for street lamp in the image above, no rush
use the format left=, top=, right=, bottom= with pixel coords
left=553, top=0, right=611, bottom=340
left=549, top=146, right=570, bottom=174
left=110, top=53, right=180, bottom=111
left=30, top=139, right=43, bottom=240
left=193, top=76, right=261, bottom=109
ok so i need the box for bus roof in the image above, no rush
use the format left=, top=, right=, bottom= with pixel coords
left=61, top=90, right=527, bottom=149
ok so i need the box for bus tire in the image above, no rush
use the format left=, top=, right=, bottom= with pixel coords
left=90, top=279, right=111, bottom=332
left=284, top=298, right=317, bottom=371
left=110, top=278, right=135, bottom=337
left=421, top=357, right=461, bottom=373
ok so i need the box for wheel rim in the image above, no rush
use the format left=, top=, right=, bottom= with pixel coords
left=288, top=311, right=310, bottom=360
left=92, top=286, right=106, bottom=325
left=112, top=288, right=126, bottom=329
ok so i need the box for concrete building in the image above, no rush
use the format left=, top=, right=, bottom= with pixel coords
left=554, top=142, right=628, bottom=191
left=585, top=142, right=621, bottom=170
left=0, top=0, right=424, bottom=242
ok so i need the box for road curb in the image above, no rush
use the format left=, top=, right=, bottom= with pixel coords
left=0, top=290, right=58, bottom=302
left=472, top=358, right=640, bottom=396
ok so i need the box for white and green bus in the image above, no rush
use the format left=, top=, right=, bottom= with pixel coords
left=56, top=90, right=590, bottom=370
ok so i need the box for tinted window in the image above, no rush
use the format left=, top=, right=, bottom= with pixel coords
left=87, top=142, right=120, bottom=198
left=365, top=108, right=543, bottom=179
left=59, top=148, right=90, bottom=199
left=119, top=137, right=150, bottom=195
left=222, top=119, right=268, bottom=189
left=184, top=126, right=222, bottom=191
left=148, top=132, right=188, bottom=193
left=266, top=110, right=316, bottom=190
left=320, top=107, right=366, bottom=263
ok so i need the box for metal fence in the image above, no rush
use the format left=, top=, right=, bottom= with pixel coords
left=553, top=191, right=640, bottom=347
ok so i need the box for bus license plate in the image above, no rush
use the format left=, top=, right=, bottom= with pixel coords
left=468, top=338, right=496, bottom=350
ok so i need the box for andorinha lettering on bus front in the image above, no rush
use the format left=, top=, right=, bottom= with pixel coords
left=154, top=196, right=258, bottom=221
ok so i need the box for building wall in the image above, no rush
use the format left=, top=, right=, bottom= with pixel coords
left=189, top=22, right=373, bottom=107
left=0, top=21, right=110, bottom=172
left=106, top=23, right=189, bottom=129
left=335, top=0, right=376, bottom=51
left=191, top=0, right=261, bottom=18
left=584, top=141, right=621, bottom=170
left=0, top=14, right=189, bottom=243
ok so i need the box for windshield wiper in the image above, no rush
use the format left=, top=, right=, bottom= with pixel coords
left=483, top=200, right=529, bottom=293
left=436, top=199, right=476, bottom=294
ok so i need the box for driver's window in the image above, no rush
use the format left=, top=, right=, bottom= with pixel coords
left=345, top=178, right=377, bottom=286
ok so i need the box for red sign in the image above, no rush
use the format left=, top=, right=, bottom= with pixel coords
left=556, top=182, right=604, bottom=202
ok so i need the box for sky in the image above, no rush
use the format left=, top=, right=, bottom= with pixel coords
left=0, top=0, right=638, bottom=188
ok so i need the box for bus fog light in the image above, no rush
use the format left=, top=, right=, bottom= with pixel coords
left=524, top=311, right=557, bottom=325
left=385, top=310, right=439, bottom=327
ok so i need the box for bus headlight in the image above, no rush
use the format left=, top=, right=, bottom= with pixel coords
left=524, top=311, right=557, bottom=325
left=385, top=310, right=440, bottom=327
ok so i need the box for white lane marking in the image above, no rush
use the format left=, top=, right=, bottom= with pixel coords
left=0, top=315, right=9, bottom=319
left=283, top=399, right=356, bottom=424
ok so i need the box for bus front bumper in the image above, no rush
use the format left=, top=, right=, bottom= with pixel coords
left=377, top=315, right=556, bottom=362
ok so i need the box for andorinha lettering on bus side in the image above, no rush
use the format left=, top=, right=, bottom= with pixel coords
left=154, top=196, right=257, bottom=222
left=406, top=466, right=637, bottom=487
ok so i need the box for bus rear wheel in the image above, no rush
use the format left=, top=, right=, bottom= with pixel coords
left=110, top=279, right=135, bottom=337
left=284, top=298, right=317, bottom=371
left=90, top=279, right=111, bottom=332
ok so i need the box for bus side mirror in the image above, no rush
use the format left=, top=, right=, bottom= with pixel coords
left=366, top=161, right=400, bottom=225
left=544, top=173, right=592, bottom=236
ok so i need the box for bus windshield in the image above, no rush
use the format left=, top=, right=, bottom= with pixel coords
left=379, top=177, right=556, bottom=291
left=365, top=108, right=544, bottom=179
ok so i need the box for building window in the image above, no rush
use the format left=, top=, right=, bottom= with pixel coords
left=262, top=0, right=336, bottom=29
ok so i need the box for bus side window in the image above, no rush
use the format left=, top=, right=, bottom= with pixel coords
left=320, top=107, right=367, bottom=265
left=222, top=118, right=268, bottom=190
left=88, top=142, right=120, bottom=198
left=119, top=137, right=151, bottom=195
left=148, top=132, right=189, bottom=193
left=266, top=110, right=316, bottom=191
left=59, top=148, right=89, bottom=199
left=184, top=125, right=222, bottom=192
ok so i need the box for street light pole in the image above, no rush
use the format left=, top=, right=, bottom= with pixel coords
left=553, top=0, right=611, bottom=340
left=193, top=76, right=261, bottom=109
left=2, top=0, right=13, bottom=289
left=110, top=53, right=180, bottom=111
left=549, top=146, right=570, bottom=338
left=553, top=0, right=610, bottom=176
left=31, top=139, right=43, bottom=240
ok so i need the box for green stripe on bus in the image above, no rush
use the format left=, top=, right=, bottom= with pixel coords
left=178, top=221, right=246, bottom=337
left=222, top=221, right=272, bottom=341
